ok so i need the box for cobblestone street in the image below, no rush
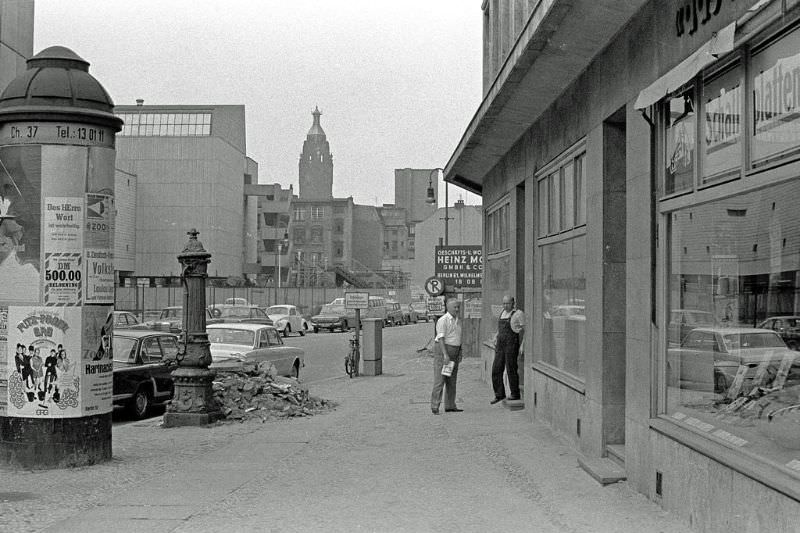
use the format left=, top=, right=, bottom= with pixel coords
left=1, top=325, right=690, bottom=532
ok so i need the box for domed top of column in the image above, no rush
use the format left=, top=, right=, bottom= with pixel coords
left=0, top=46, right=122, bottom=130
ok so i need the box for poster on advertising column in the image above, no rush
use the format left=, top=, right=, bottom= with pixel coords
left=0, top=145, right=42, bottom=305
left=6, top=306, right=81, bottom=418
left=81, top=305, right=113, bottom=415
left=43, top=196, right=84, bottom=305
left=434, top=245, right=483, bottom=288
left=84, top=193, right=114, bottom=304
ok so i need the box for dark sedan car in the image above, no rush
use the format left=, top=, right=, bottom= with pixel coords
left=310, top=303, right=355, bottom=332
left=113, top=330, right=180, bottom=418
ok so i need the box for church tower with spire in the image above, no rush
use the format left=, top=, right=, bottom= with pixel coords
left=299, top=106, right=333, bottom=200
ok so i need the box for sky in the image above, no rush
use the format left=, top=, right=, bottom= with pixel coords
left=34, top=1, right=484, bottom=207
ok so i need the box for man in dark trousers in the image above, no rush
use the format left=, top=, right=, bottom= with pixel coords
left=430, top=297, right=462, bottom=414
left=491, top=295, right=525, bottom=403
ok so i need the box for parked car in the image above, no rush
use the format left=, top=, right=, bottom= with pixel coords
left=310, top=303, right=355, bottom=333
left=148, top=306, right=221, bottom=333
left=385, top=301, right=405, bottom=326
left=113, top=331, right=180, bottom=418
left=409, top=301, right=429, bottom=322
left=666, top=327, right=800, bottom=394
left=208, top=305, right=273, bottom=326
left=264, top=304, right=307, bottom=337
left=207, top=323, right=304, bottom=378
left=366, top=296, right=388, bottom=323
left=668, top=309, right=716, bottom=346
left=757, top=316, right=800, bottom=350
left=113, top=310, right=151, bottom=331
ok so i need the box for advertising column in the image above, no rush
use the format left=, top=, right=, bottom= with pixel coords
left=0, top=46, right=122, bottom=468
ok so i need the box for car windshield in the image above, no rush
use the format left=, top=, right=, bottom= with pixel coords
left=208, top=328, right=254, bottom=346
left=267, top=306, right=290, bottom=315
left=113, top=336, right=137, bottom=362
left=321, top=304, right=344, bottom=314
left=722, top=332, right=786, bottom=350
left=161, top=308, right=182, bottom=319
left=217, top=307, right=252, bottom=318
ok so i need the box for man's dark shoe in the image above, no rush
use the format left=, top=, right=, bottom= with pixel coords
left=431, top=408, right=439, bottom=415
left=490, top=397, right=505, bottom=405
left=445, top=408, right=464, bottom=412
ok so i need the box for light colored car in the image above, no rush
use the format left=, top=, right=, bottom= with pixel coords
left=208, top=305, right=273, bottom=326
left=666, top=327, right=800, bottom=394
left=264, top=304, right=307, bottom=337
left=207, top=323, right=304, bottom=378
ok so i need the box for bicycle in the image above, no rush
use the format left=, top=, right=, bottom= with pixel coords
left=345, top=330, right=360, bottom=378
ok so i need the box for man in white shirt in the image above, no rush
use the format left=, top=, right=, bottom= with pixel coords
left=430, top=297, right=462, bottom=414
left=491, top=295, right=525, bottom=403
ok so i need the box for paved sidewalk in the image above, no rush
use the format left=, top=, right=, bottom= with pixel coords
left=0, top=343, right=691, bottom=533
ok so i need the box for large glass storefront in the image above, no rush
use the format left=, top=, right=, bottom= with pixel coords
left=537, top=145, right=587, bottom=381
left=662, top=21, right=800, bottom=476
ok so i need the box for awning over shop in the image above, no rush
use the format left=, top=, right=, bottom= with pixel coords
left=444, top=0, right=650, bottom=195
left=634, top=22, right=736, bottom=110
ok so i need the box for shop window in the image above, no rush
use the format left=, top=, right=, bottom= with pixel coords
left=703, top=63, right=743, bottom=185
left=537, top=148, right=586, bottom=237
left=540, top=235, right=587, bottom=379
left=486, top=201, right=510, bottom=254
left=664, top=88, right=696, bottom=195
left=751, top=25, right=800, bottom=169
left=665, top=180, right=800, bottom=475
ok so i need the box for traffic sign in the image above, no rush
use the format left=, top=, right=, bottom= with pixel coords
left=424, top=276, right=445, bottom=297
left=345, top=291, right=369, bottom=309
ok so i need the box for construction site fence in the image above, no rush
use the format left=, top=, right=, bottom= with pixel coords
left=116, top=286, right=414, bottom=323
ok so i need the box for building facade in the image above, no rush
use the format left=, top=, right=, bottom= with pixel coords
left=114, top=103, right=258, bottom=281
left=250, top=182, right=293, bottom=286
left=446, top=0, right=800, bottom=529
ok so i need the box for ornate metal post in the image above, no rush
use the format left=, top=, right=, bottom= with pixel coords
left=163, top=229, right=221, bottom=427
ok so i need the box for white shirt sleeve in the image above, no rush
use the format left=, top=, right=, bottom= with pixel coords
left=511, top=310, right=525, bottom=333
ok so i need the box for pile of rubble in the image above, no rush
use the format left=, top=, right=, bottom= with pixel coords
left=212, top=368, right=335, bottom=423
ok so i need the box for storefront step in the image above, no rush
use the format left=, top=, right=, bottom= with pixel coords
left=605, top=444, right=626, bottom=468
left=577, top=454, right=627, bottom=486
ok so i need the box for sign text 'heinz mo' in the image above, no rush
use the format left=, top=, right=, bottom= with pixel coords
left=434, top=245, right=482, bottom=288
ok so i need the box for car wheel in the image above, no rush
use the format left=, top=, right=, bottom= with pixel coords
left=299, top=326, right=305, bottom=337
left=313, top=326, right=319, bottom=333
left=787, top=340, right=799, bottom=351
left=130, top=387, right=151, bottom=419
left=292, top=360, right=301, bottom=379
left=283, top=325, right=291, bottom=338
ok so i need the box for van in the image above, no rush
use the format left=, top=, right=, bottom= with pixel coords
left=366, top=296, right=387, bottom=322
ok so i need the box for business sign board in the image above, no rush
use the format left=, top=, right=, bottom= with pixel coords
left=434, top=245, right=482, bottom=288
left=345, top=292, right=369, bottom=310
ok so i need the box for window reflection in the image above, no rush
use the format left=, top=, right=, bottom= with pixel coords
left=667, top=180, right=800, bottom=469
left=664, top=90, right=695, bottom=195
left=541, top=235, right=587, bottom=378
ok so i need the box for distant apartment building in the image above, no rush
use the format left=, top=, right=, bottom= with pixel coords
left=251, top=182, right=293, bottom=285
left=411, top=201, right=482, bottom=290
left=114, top=103, right=259, bottom=282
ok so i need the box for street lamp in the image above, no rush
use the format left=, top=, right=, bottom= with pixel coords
left=426, top=168, right=450, bottom=245
left=275, top=231, right=289, bottom=303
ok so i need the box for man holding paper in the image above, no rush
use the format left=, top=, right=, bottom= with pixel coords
left=430, top=297, right=462, bottom=415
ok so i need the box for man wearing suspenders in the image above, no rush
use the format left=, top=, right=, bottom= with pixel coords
left=491, top=295, right=525, bottom=404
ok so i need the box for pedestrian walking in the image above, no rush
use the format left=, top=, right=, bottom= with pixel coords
left=491, top=294, right=524, bottom=403
left=430, top=297, right=462, bottom=414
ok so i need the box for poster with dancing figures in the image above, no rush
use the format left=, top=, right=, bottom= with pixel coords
left=6, top=307, right=81, bottom=417
left=0, top=305, right=7, bottom=416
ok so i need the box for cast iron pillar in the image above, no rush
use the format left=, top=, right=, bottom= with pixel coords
left=163, top=229, right=221, bottom=427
